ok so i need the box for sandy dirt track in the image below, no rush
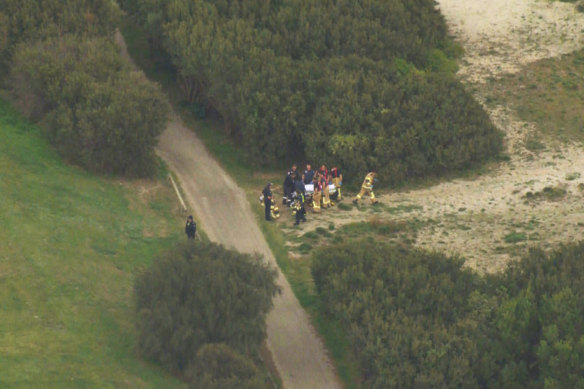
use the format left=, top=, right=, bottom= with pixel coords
left=115, top=32, right=340, bottom=389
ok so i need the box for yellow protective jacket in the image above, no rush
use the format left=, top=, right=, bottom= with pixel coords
left=362, top=173, right=376, bottom=190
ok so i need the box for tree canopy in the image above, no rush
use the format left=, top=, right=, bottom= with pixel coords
left=3, top=0, right=170, bottom=177
left=0, top=0, right=120, bottom=72
left=10, top=36, right=169, bottom=176
left=312, top=240, right=584, bottom=387
left=123, top=0, right=502, bottom=185
left=134, top=241, right=279, bottom=386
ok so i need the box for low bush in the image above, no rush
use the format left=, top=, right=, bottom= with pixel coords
left=186, top=343, right=267, bottom=389
left=312, top=241, right=483, bottom=387
left=10, top=36, right=169, bottom=176
left=0, top=0, right=120, bottom=73
left=134, top=241, right=279, bottom=384
left=312, top=240, right=584, bottom=387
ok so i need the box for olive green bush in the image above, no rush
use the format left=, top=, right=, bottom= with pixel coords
left=186, top=343, right=268, bottom=389
left=123, top=0, right=502, bottom=185
left=3, top=1, right=170, bottom=177
left=10, top=36, right=169, bottom=176
left=312, top=241, right=485, bottom=387
left=0, top=0, right=119, bottom=72
left=312, top=240, right=584, bottom=387
left=490, top=244, right=584, bottom=388
left=134, top=241, right=279, bottom=384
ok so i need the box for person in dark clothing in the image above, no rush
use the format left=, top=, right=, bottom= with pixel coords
left=283, top=171, right=296, bottom=206
left=185, top=215, right=196, bottom=239
left=293, top=177, right=307, bottom=225
left=262, top=183, right=273, bottom=221
left=295, top=176, right=306, bottom=195
left=294, top=192, right=307, bottom=225
left=303, top=164, right=314, bottom=185
left=288, top=164, right=298, bottom=177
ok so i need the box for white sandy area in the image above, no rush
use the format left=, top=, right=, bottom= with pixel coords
left=438, top=0, right=584, bottom=82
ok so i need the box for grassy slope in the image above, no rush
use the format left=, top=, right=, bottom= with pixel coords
left=121, top=22, right=363, bottom=388
left=0, top=98, right=186, bottom=388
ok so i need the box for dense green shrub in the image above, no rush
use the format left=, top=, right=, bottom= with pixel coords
left=489, top=244, right=584, bottom=388
left=134, top=241, right=279, bottom=383
left=186, top=343, right=268, bottom=389
left=311, top=240, right=584, bottom=388
left=312, top=241, right=486, bottom=387
left=0, top=0, right=119, bottom=72
left=10, top=36, right=169, bottom=176
left=122, top=0, right=502, bottom=185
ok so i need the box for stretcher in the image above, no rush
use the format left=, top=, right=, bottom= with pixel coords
left=304, top=183, right=336, bottom=194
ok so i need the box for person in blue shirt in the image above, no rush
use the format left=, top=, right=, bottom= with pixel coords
left=303, top=163, right=315, bottom=185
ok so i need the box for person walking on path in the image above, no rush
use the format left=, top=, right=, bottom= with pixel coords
left=262, top=183, right=274, bottom=221
left=185, top=215, right=197, bottom=239
left=353, top=171, right=378, bottom=205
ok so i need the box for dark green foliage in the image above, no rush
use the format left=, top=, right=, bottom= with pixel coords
left=0, top=0, right=119, bottom=71
left=10, top=36, right=169, bottom=176
left=523, top=186, right=567, bottom=202
left=134, top=241, right=279, bottom=383
left=122, top=0, right=502, bottom=186
left=4, top=1, right=168, bottom=177
left=311, top=240, right=584, bottom=387
left=312, top=241, right=484, bottom=387
left=490, top=244, right=584, bottom=388
left=186, top=343, right=268, bottom=389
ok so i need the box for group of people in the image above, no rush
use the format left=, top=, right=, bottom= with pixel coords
left=184, top=166, right=378, bottom=238
left=262, top=163, right=378, bottom=226
left=284, top=164, right=343, bottom=208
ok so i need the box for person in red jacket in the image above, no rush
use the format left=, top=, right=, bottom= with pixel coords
left=319, top=164, right=331, bottom=208
left=330, top=166, right=343, bottom=201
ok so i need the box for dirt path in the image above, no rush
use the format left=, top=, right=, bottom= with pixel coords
left=157, top=113, right=340, bottom=388
left=114, top=31, right=340, bottom=389
left=285, top=0, right=584, bottom=273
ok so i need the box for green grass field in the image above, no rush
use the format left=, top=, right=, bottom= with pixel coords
left=0, top=98, right=187, bottom=388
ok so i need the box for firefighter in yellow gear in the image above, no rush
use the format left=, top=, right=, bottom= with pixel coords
left=312, top=174, right=322, bottom=213
left=353, top=172, right=378, bottom=204
left=260, top=183, right=280, bottom=220
left=293, top=192, right=307, bottom=225
left=330, top=167, right=342, bottom=201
